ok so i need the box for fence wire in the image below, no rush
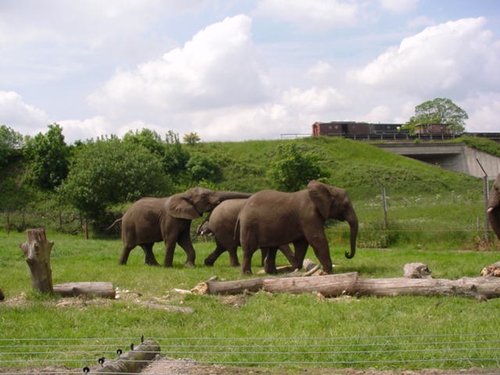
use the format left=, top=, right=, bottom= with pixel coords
left=0, top=334, right=499, bottom=374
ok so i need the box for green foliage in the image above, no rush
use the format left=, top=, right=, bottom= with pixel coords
left=163, top=131, right=190, bottom=178
left=404, top=97, right=468, bottom=134
left=24, top=123, right=69, bottom=190
left=268, top=143, right=329, bottom=192
left=183, top=132, right=201, bottom=145
left=123, top=128, right=165, bottom=157
left=186, top=154, right=222, bottom=183
left=456, top=135, right=500, bottom=158
left=61, top=138, right=170, bottom=222
left=0, top=125, right=23, bottom=169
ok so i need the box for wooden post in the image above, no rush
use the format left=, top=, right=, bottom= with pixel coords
left=20, top=228, right=54, bottom=294
left=0, top=288, right=4, bottom=301
left=94, top=339, right=160, bottom=373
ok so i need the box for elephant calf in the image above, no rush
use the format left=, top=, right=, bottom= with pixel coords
left=238, top=180, right=358, bottom=274
left=198, top=199, right=298, bottom=268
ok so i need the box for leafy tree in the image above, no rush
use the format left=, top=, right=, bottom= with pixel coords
left=268, top=143, right=329, bottom=192
left=404, top=98, right=468, bottom=135
left=187, top=154, right=222, bottom=183
left=163, top=131, right=190, bottom=176
left=123, top=128, right=165, bottom=157
left=61, top=138, right=170, bottom=227
left=183, top=132, right=201, bottom=145
left=0, top=125, right=23, bottom=169
left=24, top=123, right=70, bottom=190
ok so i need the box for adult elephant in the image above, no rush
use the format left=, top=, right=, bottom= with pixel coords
left=487, top=174, right=500, bottom=239
left=238, top=180, right=358, bottom=274
left=198, top=199, right=298, bottom=268
left=117, top=187, right=251, bottom=267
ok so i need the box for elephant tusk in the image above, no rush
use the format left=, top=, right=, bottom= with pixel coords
left=487, top=207, right=495, bottom=213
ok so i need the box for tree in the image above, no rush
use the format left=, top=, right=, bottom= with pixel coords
left=183, top=132, right=201, bottom=145
left=61, top=138, right=170, bottom=229
left=123, top=128, right=165, bottom=157
left=404, top=98, right=468, bottom=135
left=187, top=154, right=222, bottom=183
left=268, top=143, right=329, bottom=192
left=0, top=125, right=24, bottom=169
left=163, top=131, right=190, bottom=177
left=24, top=123, right=70, bottom=190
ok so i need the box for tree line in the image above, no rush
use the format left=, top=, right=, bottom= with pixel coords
left=0, top=124, right=327, bottom=234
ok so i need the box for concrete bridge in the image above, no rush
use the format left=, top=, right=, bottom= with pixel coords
left=377, top=142, right=500, bottom=179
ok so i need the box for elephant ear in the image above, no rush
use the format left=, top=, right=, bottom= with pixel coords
left=166, top=194, right=201, bottom=220
left=307, top=180, right=332, bottom=220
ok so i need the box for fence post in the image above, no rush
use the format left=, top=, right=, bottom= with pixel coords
left=382, top=185, right=388, bottom=230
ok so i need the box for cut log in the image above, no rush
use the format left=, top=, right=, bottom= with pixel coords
left=263, top=273, right=358, bottom=297
left=20, top=228, right=54, bottom=293
left=201, top=273, right=500, bottom=299
left=53, top=282, right=116, bottom=299
left=94, top=339, right=160, bottom=373
left=354, top=276, right=500, bottom=299
left=205, top=278, right=265, bottom=295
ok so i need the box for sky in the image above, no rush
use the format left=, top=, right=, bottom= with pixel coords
left=1, top=0, right=500, bottom=144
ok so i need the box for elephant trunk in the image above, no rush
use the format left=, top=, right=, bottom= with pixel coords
left=345, top=210, right=358, bottom=259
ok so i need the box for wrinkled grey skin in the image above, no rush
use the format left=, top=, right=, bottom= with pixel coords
left=238, top=180, right=358, bottom=275
left=117, top=187, right=251, bottom=267
left=198, top=199, right=298, bottom=268
left=487, top=174, right=500, bottom=239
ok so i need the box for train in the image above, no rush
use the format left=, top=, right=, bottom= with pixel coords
left=311, top=121, right=500, bottom=141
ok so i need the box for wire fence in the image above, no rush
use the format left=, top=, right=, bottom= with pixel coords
left=0, top=334, right=499, bottom=374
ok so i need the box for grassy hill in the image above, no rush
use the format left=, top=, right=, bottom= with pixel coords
left=190, top=136, right=481, bottom=198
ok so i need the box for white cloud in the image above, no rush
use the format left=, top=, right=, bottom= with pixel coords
left=461, top=93, right=500, bottom=132
left=352, top=17, right=500, bottom=98
left=255, top=0, right=360, bottom=31
left=282, top=87, right=348, bottom=113
left=379, top=0, right=419, bottom=14
left=0, top=91, right=50, bottom=135
left=89, top=15, right=270, bottom=123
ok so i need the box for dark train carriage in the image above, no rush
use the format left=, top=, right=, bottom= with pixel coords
left=312, top=122, right=343, bottom=136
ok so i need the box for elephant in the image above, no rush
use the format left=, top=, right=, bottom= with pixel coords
left=116, top=187, right=251, bottom=267
left=197, top=199, right=298, bottom=268
left=487, top=174, right=500, bottom=239
left=238, top=180, right=358, bottom=274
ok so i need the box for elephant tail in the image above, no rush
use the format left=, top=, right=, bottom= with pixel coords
left=106, top=217, right=122, bottom=231
left=234, top=217, right=241, bottom=243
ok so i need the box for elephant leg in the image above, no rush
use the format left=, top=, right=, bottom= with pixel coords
left=488, top=208, right=500, bottom=240
left=177, top=229, right=196, bottom=267
left=278, top=244, right=298, bottom=268
left=227, top=246, right=240, bottom=267
left=140, top=243, right=159, bottom=266
left=241, top=247, right=258, bottom=274
left=204, top=244, right=226, bottom=266
left=119, top=245, right=134, bottom=265
left=263, top=247, right=278, bottom=274
left=306, top=234, right=333, bottom=274
left=291, top=239, right=309, bottom=270
left=259, top=248, right=268, bottom=267
left=163, top=237, right=177, bottom=267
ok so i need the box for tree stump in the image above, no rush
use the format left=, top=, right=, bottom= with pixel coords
left=20, top=228, right=54, bottom=294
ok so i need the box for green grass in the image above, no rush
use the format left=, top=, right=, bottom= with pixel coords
left=1, top=231, right=499, bottom=372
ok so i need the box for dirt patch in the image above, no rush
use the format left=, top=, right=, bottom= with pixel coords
left=141, top=358, right=500, bottom=374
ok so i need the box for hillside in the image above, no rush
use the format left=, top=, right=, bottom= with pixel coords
left=191, top=137, right=482, bottom=199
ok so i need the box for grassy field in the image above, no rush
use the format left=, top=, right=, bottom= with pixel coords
left=1, top=229, right=499, bottom=372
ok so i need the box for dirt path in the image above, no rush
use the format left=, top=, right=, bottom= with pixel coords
left=141, top=358, right=500, bottom=375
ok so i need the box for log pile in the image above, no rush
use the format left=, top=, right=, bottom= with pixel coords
left=194, top=260, right=500, bottom=300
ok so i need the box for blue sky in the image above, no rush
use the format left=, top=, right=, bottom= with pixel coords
left=1, top=0, right=499, bottom=143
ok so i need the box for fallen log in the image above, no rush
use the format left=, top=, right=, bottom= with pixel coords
left=93, top=339, right=160, bottom=373
left=54, top=282, right=116, bottom=299
left=263, top=273, right=358, bottom=297
left=20, top=228, right=54, bottom=293
left=202, top=273, right=500, bottom=299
